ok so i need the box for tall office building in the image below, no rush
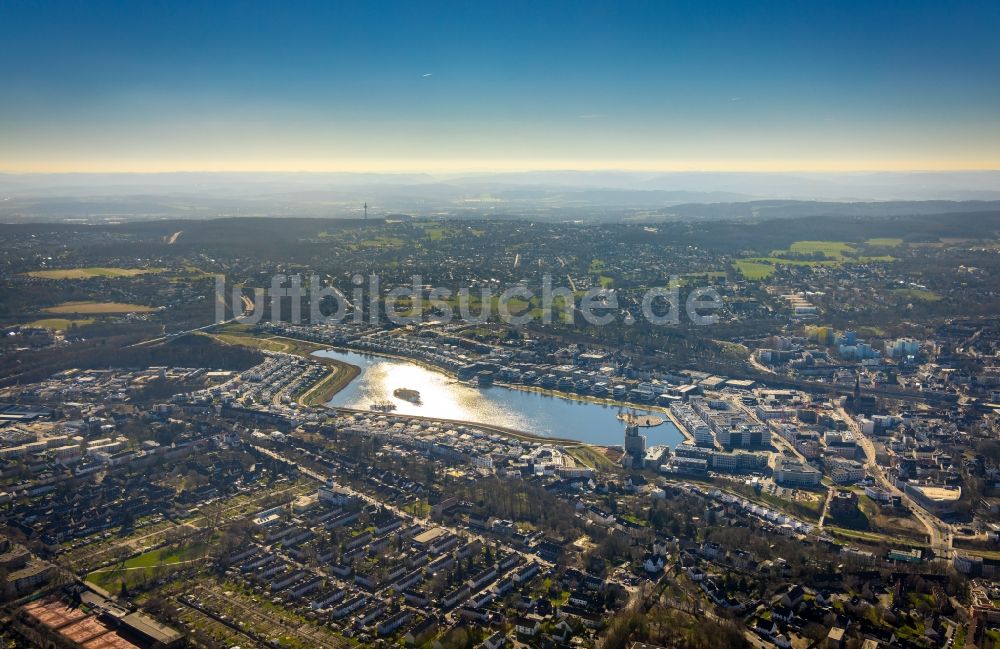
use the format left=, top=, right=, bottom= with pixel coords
left=623, top=422, right=647, bottom=467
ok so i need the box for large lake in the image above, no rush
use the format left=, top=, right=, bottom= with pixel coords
left=314, top=348, right=684, bottom=447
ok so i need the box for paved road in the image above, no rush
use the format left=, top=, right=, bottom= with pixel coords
left=127, top=316, right=242, bottom=348
left=68, top=483, right=306, bottom=571
left=837, top=406, right=953, bottom=558
left=128, top=297, right=258, bottom=348
left=252, top=444, right=554, bottom=570
left=818, top=486, right=835, bottom=529
left=746, top=356, right=956, bottom=406
left=253, top=442, right=564, bottom=633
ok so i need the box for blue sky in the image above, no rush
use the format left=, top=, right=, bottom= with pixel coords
left=1, top=0, right=998, bottom=172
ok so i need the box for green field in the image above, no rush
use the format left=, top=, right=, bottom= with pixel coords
left=733, top=260, right=776, bottom=279
left=86, top=543, right=209, bottom=590
left=212, top=331, right=294, bottom=353
left=756, top=256, right=841, bottom=266
left=167, top=265, right=215, bottom=281
left=866, top=238, right=904, bottom=247
left=783, top=240, right=856, bottom=259
left=772, top=240, right=895, bottom=263
left=211, top=325, right=323, bottom=354
left=682, top=271, right=727, bottom=282
left=566, top=444, right=616, bottom=471
left=27, top=318, right=95, bottom=330
left=735, top=239, right=897, bottom=280
left=417, top=222, right=465, bottom=241
left=351, top=236, right=405, bottom=249
left=892, top=288, right=942, bottom=301
left=26, top=267, right=164, bottom=279
left=42, top=301, right=157, bottom=314
left=588, top=258, right=607, bottom=274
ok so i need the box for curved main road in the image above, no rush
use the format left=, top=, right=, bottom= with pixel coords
left=836, top=406, right=952, bottom=558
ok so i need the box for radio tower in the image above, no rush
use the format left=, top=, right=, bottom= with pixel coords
left=364, top=202, right=368, bottom=220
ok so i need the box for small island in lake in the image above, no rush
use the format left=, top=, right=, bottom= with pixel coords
left=393, top=387, right=421, bottom=403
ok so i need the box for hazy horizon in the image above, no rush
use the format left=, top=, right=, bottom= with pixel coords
left=4, top=170, right=1000, bottom=222
left=2, top=166, right=1000, bottom=175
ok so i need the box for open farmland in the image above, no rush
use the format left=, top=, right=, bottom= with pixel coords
left=26, top=267, right=165, bottom=279
left=42, top=301, right=157, bottom=314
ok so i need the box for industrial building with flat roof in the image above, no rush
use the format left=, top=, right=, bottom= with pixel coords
left=905, top=482, right=962, bottom=514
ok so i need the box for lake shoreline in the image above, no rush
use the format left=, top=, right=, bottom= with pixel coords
left=312, top=346, right=691, bottom=447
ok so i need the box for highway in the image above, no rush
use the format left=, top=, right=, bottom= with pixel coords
left=129, top=295, right=256, bottom=348
left=127, top=316, right=243, bottom=348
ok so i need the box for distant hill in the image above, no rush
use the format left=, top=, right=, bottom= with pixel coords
left=1, top=170, right=999, bottom=222
left=659, top=199, right=1000, bottom=221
